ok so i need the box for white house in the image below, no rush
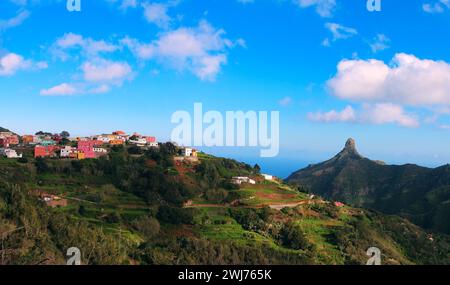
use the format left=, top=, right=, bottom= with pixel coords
left=60, top=146, right=74, bottom=158
left=231, top=176, right=256, bottom=185
left=181, top=147, right=197, bottom=157
left=92, top=135, right=110, bottom=143
left=1, top=148, right=22, bottom=159
left=262, top=174, right=274, bottom=181
left=128, top=138, right=147, bottom=146
left=147, top=142, right=159, bottom=147
left=93, top=147, right=108, bottom=153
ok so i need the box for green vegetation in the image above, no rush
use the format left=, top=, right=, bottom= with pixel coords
left=0, top=142, right=449, bottom=265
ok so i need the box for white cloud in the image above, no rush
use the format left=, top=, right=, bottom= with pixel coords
left=308, top=105, right=356, bottom=123
left=0, top=52, right=46, bottom=76
left=40, top=83, right=78, bottom=96
left=0, top=53, right=29, bottom=76
left=327, top=53, right=450, bottom=106
left=325, top=22, right=357, bottom=41
left=142, top=2, right=171, bottom=29
left=82, top=59, right=132, bottom=84
left=53, top=33, right=119, bottom=60
left=120, top=0, right=139, bottom=10
left=0, top=10, right=30, bottom=30
left=39, top=82, right=112, bottom=96
left=122, top=20, right=240, bottom=81
left=423, top=0, right=450, bottom=13
left=295, top=0, right=336, bottom=17
left=361, top=103, right=419, bottom=128
left=369, top=34, right=390, bottom=53
left=48, top=33, right=132, bottom=95
left=308, top=104, right=419, bottom=128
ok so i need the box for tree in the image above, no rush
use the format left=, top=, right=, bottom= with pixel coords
left=279, top=222, right=311, bottom=250
left=35, top=157, right=49, bottom=174
left=132, top=216, right=160, bottom=239
left=60, top=131, right=70, bottom=138
left=254, top=164, right=261, bottom=173
left=35, top=131, right=52, bottom=136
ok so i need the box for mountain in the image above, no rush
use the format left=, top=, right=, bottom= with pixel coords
left=286, top=139, right=450, bottom=235
left=0, top=127, right=11, bottom=132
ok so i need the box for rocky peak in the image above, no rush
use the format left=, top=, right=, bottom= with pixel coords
left=336, top=138, right=362, bottom=159
left=345, top=138, right=357, bottom=152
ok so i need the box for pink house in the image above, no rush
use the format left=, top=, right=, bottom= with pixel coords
left=77, top=140, right=96, bottom=159
left=145, top=136, right=156, bottom=143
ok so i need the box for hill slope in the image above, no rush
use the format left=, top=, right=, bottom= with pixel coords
left=1, top=145, right=449, bottom=264
left=286, top=139, right=450, bottom=234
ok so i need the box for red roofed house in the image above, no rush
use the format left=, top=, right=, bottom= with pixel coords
left=77, top=140, right=96, bottom=159
left=145, top=136, right=156, bottom=143
left=34, top=145, right=59, bottom=158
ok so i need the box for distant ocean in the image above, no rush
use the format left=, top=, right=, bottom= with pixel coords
left=197, top=147, right=311, bottom=179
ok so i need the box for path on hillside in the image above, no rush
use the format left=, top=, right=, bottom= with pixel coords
left=185, top=199, right=326, bottom=210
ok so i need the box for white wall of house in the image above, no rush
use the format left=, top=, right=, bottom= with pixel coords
left=3, top=149, right=22, bottom=158
left=182, top=148, right=194, bottom=157
left=262, top=174, right=273, bottom=181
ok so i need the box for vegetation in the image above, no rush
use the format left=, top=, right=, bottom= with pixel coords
left=0, top=141, right=449, bottom=265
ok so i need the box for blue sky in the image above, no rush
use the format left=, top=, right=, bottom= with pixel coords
left=2, top=0, right=450, bottom=176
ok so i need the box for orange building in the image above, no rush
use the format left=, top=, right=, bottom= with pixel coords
left=92, top=140, right=104, bottom=146
left=22, top=135, right=34, bottom=144
left=109, top=140, right=124, bottom=145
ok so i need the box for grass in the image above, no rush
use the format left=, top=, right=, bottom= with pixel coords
left=235, top=183, right=308, bottom=206
left=294, top=217, right=345, bottom=265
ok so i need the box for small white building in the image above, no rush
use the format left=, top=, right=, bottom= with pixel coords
left=1, top=148, right=22, bottom=159
left=60, top=146, right=74, bottom=158
left=231, top=176, right=256, bottom=185
left=128, top=138, right=147, bottom=146
left=181, top=147, right=197, bottom=157
left=93, top=147, right=108, bottom=153
left=262, top=174, right=274, bottom=181
left=147, top=142, right=159, bottom=147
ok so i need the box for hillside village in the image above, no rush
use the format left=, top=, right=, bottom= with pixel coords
left=0, top=130, right=188, bottom=160
left=1, top=129, right=281, bottom=209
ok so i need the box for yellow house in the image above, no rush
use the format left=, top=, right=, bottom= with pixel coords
left=69, top=151, right=85, bottom=160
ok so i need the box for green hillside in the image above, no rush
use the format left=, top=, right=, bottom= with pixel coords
left=286, top=138, right=450, bottom=235
left=1, top=144, right=449, bottom=265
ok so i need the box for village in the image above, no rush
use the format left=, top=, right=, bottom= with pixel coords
left=0, top=130, right=164, bottom=160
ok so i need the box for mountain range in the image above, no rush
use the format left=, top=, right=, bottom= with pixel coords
left=286, top=138, right=450, bottom=234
